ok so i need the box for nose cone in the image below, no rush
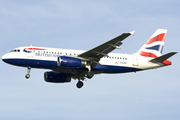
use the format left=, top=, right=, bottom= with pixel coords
left=2, top=54, right=6, bottom=62
left=2, top=53, right=10, bottom=63
left=2, top=53, right=19, bottom=66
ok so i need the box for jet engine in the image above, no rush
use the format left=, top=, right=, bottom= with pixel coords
left=44, top=71, right=71, bottom=83
left=57, top=56, right=86, bottom=67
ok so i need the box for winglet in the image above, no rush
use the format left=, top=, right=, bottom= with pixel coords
left=130, top=30, right=135, bottom=36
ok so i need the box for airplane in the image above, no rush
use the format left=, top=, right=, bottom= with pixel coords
left=2, top=29, right=177, bottom=88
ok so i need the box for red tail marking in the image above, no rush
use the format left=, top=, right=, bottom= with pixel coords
left=162, top=60, right=171, bottom=66
left=139, top=51, right=157, bottom=58
left=145, top=33, right=166, bottom=45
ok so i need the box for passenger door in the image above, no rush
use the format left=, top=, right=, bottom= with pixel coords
left=132, top=55, right=139, bottom=66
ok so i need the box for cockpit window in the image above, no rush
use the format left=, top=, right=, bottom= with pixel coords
left=10, top=49, right=20, bottom=52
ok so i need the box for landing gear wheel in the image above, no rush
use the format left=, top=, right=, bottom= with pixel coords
left=25, top=74, right=30, bottom=79
left=87, top=71, right=94, bottom=79
left=76, top=81, right=84, bottom=88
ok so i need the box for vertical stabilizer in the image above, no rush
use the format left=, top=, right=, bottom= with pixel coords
left=137, top=29, right=167, bottom=58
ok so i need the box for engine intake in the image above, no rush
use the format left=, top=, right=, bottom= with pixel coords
left=44, top=72, right=71, bottom=83
left=57, top=56, right=86, bottom=67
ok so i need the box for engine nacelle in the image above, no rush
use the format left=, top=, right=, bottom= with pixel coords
left=57, top=56, right=86, bottom=67
left=44, top=72, right=71, bottom=83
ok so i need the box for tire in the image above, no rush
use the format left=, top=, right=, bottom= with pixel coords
left=25, top=74, right=30, bottom=79
left=87, top=71, right=94, bottom=79
left=76, top=81, right=84, bottom=88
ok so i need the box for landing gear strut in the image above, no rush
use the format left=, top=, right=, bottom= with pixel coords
left=85, top=64, right=94, bottom=79
left=25, top=66, right=31, bottom=79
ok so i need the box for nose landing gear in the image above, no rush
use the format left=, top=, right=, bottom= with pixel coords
left=25, top=66, right=31, bottom=79
left=25, top=74, right=30, bottom=79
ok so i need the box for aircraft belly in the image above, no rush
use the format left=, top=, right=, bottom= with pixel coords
left=3, top=58, right=52, bottom=69
left=103, top=65, right=142, bottom=73
left=4, top=58, right=142, bottom=74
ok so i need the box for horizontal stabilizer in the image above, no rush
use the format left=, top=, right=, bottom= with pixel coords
left=149, top=52, right=177, bottom=63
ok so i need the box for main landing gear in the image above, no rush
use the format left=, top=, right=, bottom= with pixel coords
left=25, top=66, right=31, bottom=79
left=75, top=76, right=85, bottom=89
left=75, top=64, right=94, bottom=88
left=87, top=71, right=94, bottom=79
left=85, top=64, right=94, bottom=79
left=76, top=81, right=84, bottom=88
left=75, top=71, right=94, bottom=89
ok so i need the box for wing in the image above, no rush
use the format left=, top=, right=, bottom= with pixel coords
left=78, top=31, right=135, bottom=67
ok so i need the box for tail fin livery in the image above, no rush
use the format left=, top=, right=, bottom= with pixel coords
left=137, top=29, right=167, bottom=58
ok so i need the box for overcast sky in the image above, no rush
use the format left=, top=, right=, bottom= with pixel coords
left=0, top=0, right=180, bottom=120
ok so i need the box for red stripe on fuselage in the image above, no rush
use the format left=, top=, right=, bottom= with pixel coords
left=24, top=48, right=47, bottom=50
left=145, top=33, right=166, bottom=45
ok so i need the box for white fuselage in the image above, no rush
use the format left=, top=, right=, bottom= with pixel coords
left=2, top=46, right=164, bottom=74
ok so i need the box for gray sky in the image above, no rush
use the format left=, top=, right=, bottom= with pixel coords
left=0, top=0, right=180, bottom=120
